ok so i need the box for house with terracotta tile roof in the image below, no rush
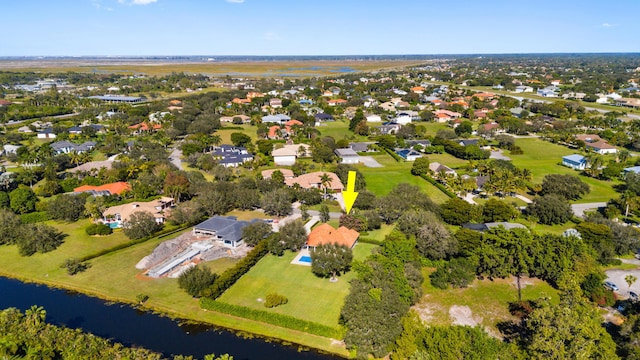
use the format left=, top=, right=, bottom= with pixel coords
left=411, top=86, right=426, bottom=94
left=74, top=181, right=131, bottom=196
left=327, top=99, right=347, bottom=106
left=586, top=140, right=617, bottom=154
left=101, top=197, right=174, bottom=228
left=306, top=223, right=359, bottom=249
left=129, top=122, right=162, bottom=134
left=261, top=168, right=295, bottom=180
left=285, top=172, right=344, bottom=192
left=232, top=98, right=251, bottom=105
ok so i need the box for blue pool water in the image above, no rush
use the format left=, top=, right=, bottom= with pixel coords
left=299, top=256, right=312, bottom=263
left=108, top=222, right=120, bottom=229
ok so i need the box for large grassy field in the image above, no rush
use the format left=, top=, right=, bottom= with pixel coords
left=511, top=138, right=620, bottom=203
left=358, top=154, right=451, bottom=203
left=418, top=268, right=559, bottom=331
left=0, top=60, right=422, bottom=77
left=217, top=243, right=378, bottom=328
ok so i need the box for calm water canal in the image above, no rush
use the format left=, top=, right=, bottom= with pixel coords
left=0, top=276, right=340, bottom=360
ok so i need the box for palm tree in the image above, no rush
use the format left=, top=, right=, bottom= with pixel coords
left=69, top=150, right=82, bottom=167
left=320, top=173, right=331, bottom=199
left=25, top=305, right=46, bottom=331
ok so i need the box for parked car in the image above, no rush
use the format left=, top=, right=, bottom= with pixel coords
left=630, top=291, right=638, bottom=300
left=605, top=281, right=619, bottom=292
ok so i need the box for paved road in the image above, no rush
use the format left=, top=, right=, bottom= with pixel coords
left=5, top=112, right=79, bottom=126
left=462, top=193, right=477, bottom=205
left=571, top=202, right=608, bottom=218
left=514, top=194, right=533, bottom=204
left=169, top=148, right=184, bottom=170
left=489, top=150, right=511, bottom=161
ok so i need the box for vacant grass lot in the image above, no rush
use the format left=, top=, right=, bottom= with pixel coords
left=217, top=243, right=378, bottom=328
left=418, top=268, right=559, bottom=331
left=358, top=154, right=451, bottom=203
left=511, top=138, right=620, bottom=203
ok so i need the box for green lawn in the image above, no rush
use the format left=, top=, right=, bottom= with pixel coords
left=364, top=224, right=394, bottom=241
left=419, top=268, right=559, bottom=330
left=0, top=219, right=131, bottom=276
left=218, top=243, right=378, bottom=327
left=0, top=225, right=350, bottom=356
left=317, top=121, right=365, bottom=142
left=358, top=154, right=451, bottom=203
left=511, top=138, right=620, bottom=203
left=215, top=124, right=260, bottom=144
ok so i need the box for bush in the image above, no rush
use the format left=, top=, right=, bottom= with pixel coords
left=61, top=258, right=90, bottom=275
left=19, top=211, right=51, bottom=224
left=202, top=239, right=269, bottom=299
left=264, top=293, right=288, bottom=308
left=85, top=223, right=113, bottom=236
left=178, top=265, right=218, bottom=298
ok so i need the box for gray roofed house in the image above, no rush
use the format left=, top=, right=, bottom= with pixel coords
left=50, top=141, right=77, bottom=154
left=405, top=139, right=432, bottom=149
left=212, top=145, right=253, bottom=167
left=75, top=141, right=97, bottom=152
left=349, top=142, right=375, bottom=152
left=335, top=148, right=360, bottom=164
left=68, top=126, right=83, bottom=134
left=262, top=114, right=291, bottom=123
left=88, top=95, right=145, bottom=103
left=37, top=127, right=57, bottom=139
left=458, top=139, right=479, bottom=147
left=192, top=216, right=260, bottom=248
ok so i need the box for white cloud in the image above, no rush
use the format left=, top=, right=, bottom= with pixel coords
left=601, top=23, right=616, bottom=28
left=118, top=0, right=158, bottom=5
left=226, top=0, right=245, bottom=3
left=263, top=32, right=281, bottom=41
left=91, top=0, right=113, bottom=10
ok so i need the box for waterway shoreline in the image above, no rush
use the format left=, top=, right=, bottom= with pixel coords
left=0, top=270, right=348, bottom=358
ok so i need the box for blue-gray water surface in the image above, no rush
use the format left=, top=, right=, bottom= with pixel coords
left=0, top=276, right=340, bottom=360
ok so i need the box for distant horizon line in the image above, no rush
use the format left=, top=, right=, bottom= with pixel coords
left=1, top=52, right=640, bottom=59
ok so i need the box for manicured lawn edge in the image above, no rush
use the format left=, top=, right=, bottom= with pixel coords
left=419, top=174, right=456, bottom=198
left=200, top=298, right=344, bottom=339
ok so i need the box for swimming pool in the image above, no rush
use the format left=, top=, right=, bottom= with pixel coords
left=299, top=256, right=312, bottom=263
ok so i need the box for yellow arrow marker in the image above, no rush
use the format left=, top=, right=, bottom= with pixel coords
left=342, top=171, right=359, bottom=214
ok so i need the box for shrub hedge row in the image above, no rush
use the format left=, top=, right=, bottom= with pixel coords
left=19, top=211, right=51, bottom=224
left=382, top=147, right=403, bottom=162
left=419, top=174, right=457, bottom=198
left=201, top=239, right=269, bottom=299
left=77, top=225, right=189, bottom=262
left=199, top=298, right=343, bottom=339
left=357, top=237, right=384, bottom=246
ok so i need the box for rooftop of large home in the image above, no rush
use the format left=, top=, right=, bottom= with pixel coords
left=284, top=172, right=344, bottom=191
left=306, top=223, right=359, bottom=248
left=74, top=182, right=131, bottom=196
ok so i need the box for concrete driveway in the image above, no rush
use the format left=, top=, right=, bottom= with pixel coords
left=489, top=150, right=511, bottom=161
left=571, top=202, right=608, bottom=218
left=359, top=156, right=383, bottom=168
left=605, top=260, right=640, bottom=299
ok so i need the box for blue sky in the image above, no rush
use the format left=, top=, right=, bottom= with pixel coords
left=1, top=0, right=638, bottom=56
